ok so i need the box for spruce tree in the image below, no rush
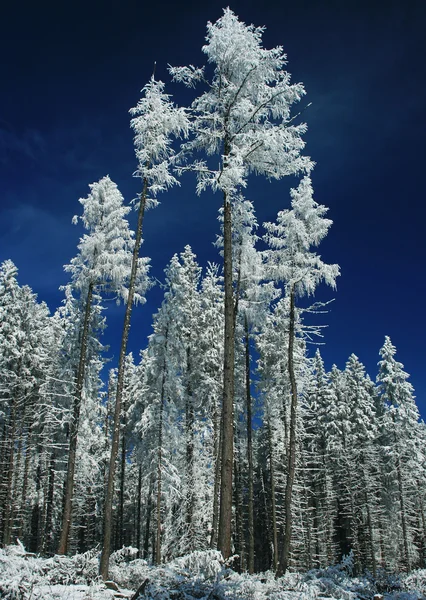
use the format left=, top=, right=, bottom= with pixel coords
left=264, top=176, right=339, bottom=575
left=171, top=8, right=312, bottom=558
left=100, top=78, right=188, bottom=578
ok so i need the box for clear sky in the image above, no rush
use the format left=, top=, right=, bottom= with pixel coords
left=1, top=0, right=425, bottom=416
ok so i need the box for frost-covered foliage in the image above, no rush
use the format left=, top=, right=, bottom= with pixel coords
left=66, top=175, right=150, bottom=304
left=171, top=7, right=313, bottom=195
left=130, top=78, right=189, bottom=208
left=263, top=175, right=340, bottom=296
left=129, top=248, right=224, bottom=562
left=0, top=261, right=59, bottom=549
left=1, top=544, right=425, bottom=600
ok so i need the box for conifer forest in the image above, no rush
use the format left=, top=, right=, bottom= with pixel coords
left=1, top=8, right=426, bottom=597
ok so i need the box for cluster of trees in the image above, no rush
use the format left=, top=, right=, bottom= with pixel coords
left=0, top=8, right=425, bottom=579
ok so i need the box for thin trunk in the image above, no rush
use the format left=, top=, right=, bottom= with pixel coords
left=143, top=476, right=154, bottom=560
left=390, top=417, right=411, bottom=572
left=244, top=315, right=254, bottom=574
left=418, top=490, right=426, bottom=567
left=0, top=422, right=8, bottom=531
left=100, top=177, right=148, bottom=579
left=361, top=453, right=377, bottom=577
left=396, top=449, right=410, bottom=571
left=29, top=459, right=42, bottom=553
left=155, top=352, right=167, bottom=565
left=233, top=450, right=245, bottom=572
left=2, top=372, right=20, bottom=545
left=11, top=426, right=23, bottom=538
left=6, top=420, right=24, bottom=543
left=155, top=332, right=168, bottom=563
left=342, top=433, right=361, bottom=572
left=136, top=466, right=142, bottom=557
left=186, top=346, right=195, bottom=550
left=303, top=481, right=313, bottom=570
left=364, top=486, right=376, bottom=576
left=210, top=395, right=222, bottom=549
left=277, top=286, right=297, bottom=577
left=218, top=188, right=235, bottom=560
left=103, top=378, right=113, bottom=503
left=117, top=398, right=127, bottom=549
left=260, top=468, right=272, bottom=571
left=323, top=455, right=334, bottom=565
left=267, top=418, right=278, bottom=571
left=378, top=512, right=386, bottom=568
left=281, top=381, right=289, bottom=455
left=18, top=421, right=33, bottom=538
left=58, top=282, right=94, bottom=554
left=43, top=453, right=55, bottom=554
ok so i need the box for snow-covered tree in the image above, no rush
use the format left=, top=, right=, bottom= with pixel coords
left=263, top=175, right=339, bottom=575
left=216, top=195, right=277, bottom=570
left=198, top=264, right=224, bottom=550
left=377, top=336, right=422, bottom=570
left=58, top=176, right=148, bottom=555
left=343, top=354, right=379, bottom=574
left=302, top=350, right=339, bottom=568
left=171, top=8, right=312, bottom=559
left=101, top=77, right=188, bottom=579
left=0, top=261, right=54, bottom=548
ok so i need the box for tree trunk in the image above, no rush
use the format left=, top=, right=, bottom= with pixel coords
left=233, top=447, right=245, bottom=572
left=29, top=459, right=42, bottom=553
left=136, top=466, right=142, bottom=557
left=2, top=370, right=20, bottom=546
left=185, top=346, right=195, bottom=550
left=11, top=424, right=23, bottom=540
left=267, top=417, right=278, bottom=571
left=143, top=475, right=154, bottom=560
left=417, top=489, right=426, bottom=567
left=18, top=420, right=34, bottom=539
left=58, top=282, right=94, bottom=554
left=210, top=394, right=221, bottom=549
left=390, top=415, right=411, bottom=571
left=43, top=453, right=56, bottom=554
left=396, top=447, right=410, bottom=571
left=100, top=177, right=148, bottom=579
left=117, top=397, right=128, bottom=550
left=277, top=286, right=297, bottom=577
left=323, top=456, right=335, bottom=565
left=361, top=453, right=377, bottom=577
left=244, top=315, right=254, bottom=573
left=303, top=481, right=313, bottom=570
left=342, top=433, right=361, bottom=572
left=155, top=366, right=165, bottom=565
left=218, top=190, right=235, bottom=560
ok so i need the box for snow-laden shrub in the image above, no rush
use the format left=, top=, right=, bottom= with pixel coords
left=0, top=578, right=34, bottom=600
left=0, top=547, right=42, bottom=599
left=372, top=569, right=403, bottom=594
left=109, top=545, right=139, bottom=566
left=41, top=549, right=99, bottom=585
left=109, top=558, right=151, bottom=589
left=1, top=543, right=426, bottom=600
left=168, top=549, right=224, bottom=580
left=402, top=569, right=426, bottom=596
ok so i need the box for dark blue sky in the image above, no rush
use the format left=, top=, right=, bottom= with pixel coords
left=1, top=0, right=425, bottom=416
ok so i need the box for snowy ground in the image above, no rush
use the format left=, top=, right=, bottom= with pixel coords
left=1, top=542, right=425, bottom=599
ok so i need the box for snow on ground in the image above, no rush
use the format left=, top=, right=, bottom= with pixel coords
left=1, top=542, right=426, bottom=599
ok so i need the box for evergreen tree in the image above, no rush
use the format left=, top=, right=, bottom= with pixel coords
left=377, top=336, right=421, bottom=570
left=101, top=78, right=188, bottom=578
left=0, top=261, right=54, bottom=547
left=59, top=176, right=145, bottom=554
left=264, top=175, right=339, bottom=575
left=171, top=8, right=312, bottom=558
